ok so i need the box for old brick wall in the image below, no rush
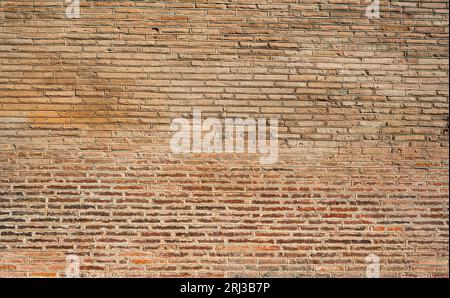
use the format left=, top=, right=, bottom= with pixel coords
left=0, top=0, right=448, bottom=277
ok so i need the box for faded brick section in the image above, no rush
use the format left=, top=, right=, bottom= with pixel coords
left=0, top=0, right=448, bottom=278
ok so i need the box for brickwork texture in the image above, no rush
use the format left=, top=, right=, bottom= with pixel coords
left=0, top=0, right=448, bottom=277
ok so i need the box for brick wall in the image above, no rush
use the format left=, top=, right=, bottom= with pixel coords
left=0, top=0, right=448, bottom=277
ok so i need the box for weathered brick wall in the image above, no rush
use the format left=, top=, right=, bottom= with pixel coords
left=0, top=0, right=448, bottom=277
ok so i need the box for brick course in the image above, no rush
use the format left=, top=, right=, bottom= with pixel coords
left=0, top=0, right=448, bottom=277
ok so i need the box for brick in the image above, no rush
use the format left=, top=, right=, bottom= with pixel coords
left=0, top=0, right=447, bottom=279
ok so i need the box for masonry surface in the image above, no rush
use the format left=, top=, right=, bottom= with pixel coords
left=0, top=0, right=448, bottom=277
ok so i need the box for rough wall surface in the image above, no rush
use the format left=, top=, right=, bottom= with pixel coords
left=0, top=0, right=448, bottom=277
